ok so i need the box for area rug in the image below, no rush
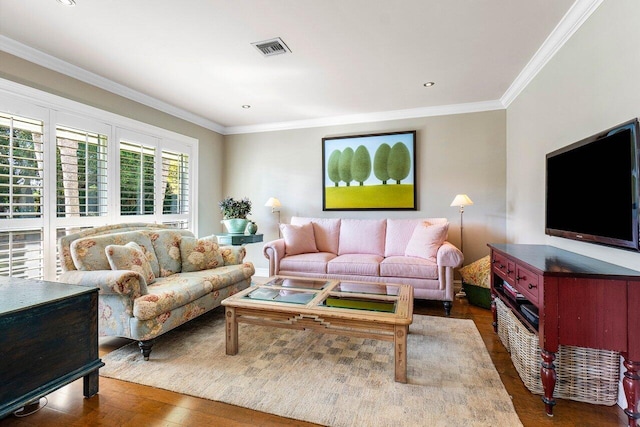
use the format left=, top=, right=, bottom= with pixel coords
left=100, top=309, right=522, bottom=427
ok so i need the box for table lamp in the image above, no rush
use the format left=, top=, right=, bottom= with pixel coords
left=264, top=197, right=282, bottom=237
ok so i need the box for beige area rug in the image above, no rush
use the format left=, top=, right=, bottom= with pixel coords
left=100, top=309, right=522, bottom=427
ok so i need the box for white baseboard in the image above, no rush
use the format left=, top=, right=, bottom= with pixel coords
left=254, top=267, right=269, bottom=278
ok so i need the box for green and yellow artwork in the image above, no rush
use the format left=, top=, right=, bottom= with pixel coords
left=322, top=131, right=416, bottom=210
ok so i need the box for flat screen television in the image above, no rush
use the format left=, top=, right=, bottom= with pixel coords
left=545, top=118, right=640, bottom=251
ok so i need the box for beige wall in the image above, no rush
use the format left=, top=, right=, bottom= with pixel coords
left=225, top=111, right=507, bottom=269
left=0, top=51, right=225, bottom=237
left=506, top=0, right=640, bottom=270
left=0, top=53, right=508, bottom=271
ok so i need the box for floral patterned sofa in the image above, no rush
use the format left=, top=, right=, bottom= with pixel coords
left=58, top=223, right=254, bottom=360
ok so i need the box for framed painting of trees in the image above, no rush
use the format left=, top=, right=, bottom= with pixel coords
left=322, top=130, right=416, bottom=210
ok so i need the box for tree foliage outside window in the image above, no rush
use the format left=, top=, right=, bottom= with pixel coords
left=56, top=126, right=108, bottom=217
left=120, top=142, right=155, bottom=215
left=0, top=115, right=44, bottom=218
left=162, top=150, right=189, bottom=215
left=0, top=113, right=45, bottom=279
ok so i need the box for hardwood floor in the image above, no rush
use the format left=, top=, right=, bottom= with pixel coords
left=0, top=296, right=628, bottom=426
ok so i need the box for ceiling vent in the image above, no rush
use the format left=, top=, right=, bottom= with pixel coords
left=251, top=37, right=291, bottom=57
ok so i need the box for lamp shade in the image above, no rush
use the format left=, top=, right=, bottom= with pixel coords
left=264, top=197, right=282, bottom=209
left=450, top=194, right=473, bottom=207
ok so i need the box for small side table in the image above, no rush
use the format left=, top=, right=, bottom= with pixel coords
left=216, top=233, right=263, bottom=246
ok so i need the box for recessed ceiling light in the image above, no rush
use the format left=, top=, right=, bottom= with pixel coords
left=56, top=0, right=76, bottom=5
left=242, top=105, right=251, bottom=109
left=423, top=82, right=435, bottom=87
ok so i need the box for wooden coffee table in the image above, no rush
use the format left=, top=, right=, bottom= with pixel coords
left=221, top=275, right=414, bottom=382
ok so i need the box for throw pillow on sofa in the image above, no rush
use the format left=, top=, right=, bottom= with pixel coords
left=105, top=241, right=156, bottom=285
left=404, top=221, right=449, bottom=261
left=180, top=235, right=224, bottom=272
left=280, top=223, right=319, bottom=255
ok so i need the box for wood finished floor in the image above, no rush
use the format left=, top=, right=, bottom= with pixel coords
left=0, top=296, right=628, bottom=426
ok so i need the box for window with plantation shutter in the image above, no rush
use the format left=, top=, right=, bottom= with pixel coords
left=1, top=81, right=198, bottom=281
left=0, top=113, right=44, bottom=219
left=162, top=150, right=189, bottom=215
left=0, top=112, right=45, bottom=279
left=0, top=229, right=44, bottom=279
left=56, top=126, right=108, bottom=217
left=120, top=141, right=155, bottom=215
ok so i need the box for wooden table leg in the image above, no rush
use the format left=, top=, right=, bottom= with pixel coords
left=623, top=358, right=640, bottom=427
left=541, top=349, right=557, bottom=416
left=225, top=307, right=238, bottom=355
left=394, top=325, right=408, bottom=383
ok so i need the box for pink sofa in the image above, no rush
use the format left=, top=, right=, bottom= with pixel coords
left=263, top=217, right=463, bottom=315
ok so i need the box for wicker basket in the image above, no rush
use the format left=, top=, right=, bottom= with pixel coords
left=494, top=298, right=620, bottom=405
left=495, top=297, right=511, bottom=352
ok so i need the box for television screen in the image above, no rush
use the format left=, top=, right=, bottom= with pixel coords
left=545, top=119, right=639, bottom=250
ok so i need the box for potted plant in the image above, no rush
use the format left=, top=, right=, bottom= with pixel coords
left=219, top=197, right=252, bottom=233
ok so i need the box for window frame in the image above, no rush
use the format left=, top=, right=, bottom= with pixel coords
left=0, top=79, right=199, bottom=280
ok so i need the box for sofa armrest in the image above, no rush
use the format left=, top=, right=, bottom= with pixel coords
left=220, top=245, right=247, bottom=266
left=263, top=238, right=285, bottom=276
left=58, top=269, right=148, bottom=298
left=437, top=241, right=464, bottom=268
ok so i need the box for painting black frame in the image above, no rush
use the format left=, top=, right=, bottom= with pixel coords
left=322, top=130, right=417, bottom=211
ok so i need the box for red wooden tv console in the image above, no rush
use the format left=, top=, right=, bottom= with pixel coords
left=488, top=243, right=640, bottom=427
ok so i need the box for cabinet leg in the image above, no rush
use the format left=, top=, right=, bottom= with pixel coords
left=83, top=369, right=99, bottom=398
left=491, top=298, right=497, bottom=333
left=541, top=349, right=557, bottom=416
left=623, top=358, right=640, bottom=427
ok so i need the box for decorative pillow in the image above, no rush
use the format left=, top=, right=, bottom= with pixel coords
left=179, top=235, right=224, bottom=272
left=459, top=255, right=491, bottom=289
left=404, top=222, right=449, bottom=261
left=105, top=242, right=155, bottom=285
left=291, top=217, right=341, bottom=254
left=280, top=223, right=319, bottom=256
left=147, top=229, right=192, bottom=276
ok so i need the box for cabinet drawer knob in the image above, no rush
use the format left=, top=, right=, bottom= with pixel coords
left=528, top=283, right=537, bottom=290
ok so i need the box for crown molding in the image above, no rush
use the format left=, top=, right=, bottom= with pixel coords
left=501, top=0, right=604, bottom=107
left=1, top=0, right=601, bottom=136
left=224, top=100, right=505, bottom=135
left=0, top=35, right=226, bottom=134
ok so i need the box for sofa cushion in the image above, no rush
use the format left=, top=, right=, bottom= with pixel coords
left=180, top=235, right=224, bottom=272
left=279, top=252, right=336, bottom=274
left=380, top=256, right=439, bottom=280
left=404, top=221, right=449, bottom=261
left=291, top=217, right=341, bottom=254
left=338, top=219, right=386, bottom=256
left=385, top=218, right=449, bottom=256
left=385, top=219, right=421, bottom=256
left=132, top=265, right=253, bottom=321
left=147, top=229, right=193, bottom=276
left=327, top=254, right=382, bottom=276
left=105, top=242, right=156, bottom=285
left=280, top=223, right=319, bottom=255
left=71, top=231, right=160, bottom=277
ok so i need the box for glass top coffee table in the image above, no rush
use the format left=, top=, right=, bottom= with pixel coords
left=221, top=275, right=414, bottom=382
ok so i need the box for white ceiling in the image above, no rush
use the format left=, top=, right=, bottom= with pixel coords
left=0, top=0, right=599, bottom=134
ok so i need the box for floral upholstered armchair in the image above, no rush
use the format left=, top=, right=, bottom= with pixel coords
left=58, top=223, right=254, bottom=359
